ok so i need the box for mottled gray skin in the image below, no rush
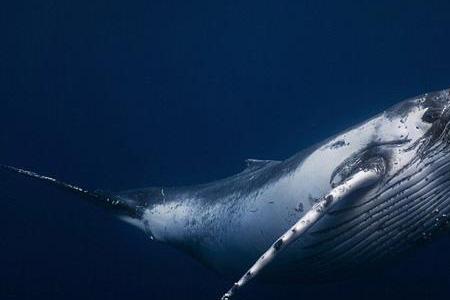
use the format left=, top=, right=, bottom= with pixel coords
left=119, top=89, right=450, bottom=283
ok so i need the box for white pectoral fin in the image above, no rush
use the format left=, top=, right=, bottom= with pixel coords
left=220, top=168, right=382, bottom=300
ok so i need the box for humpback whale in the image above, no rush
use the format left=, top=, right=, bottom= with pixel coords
left=3, top=88, right=450, bottom=299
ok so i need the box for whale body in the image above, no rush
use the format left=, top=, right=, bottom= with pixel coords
left=4, top=89, right=450, bottom=288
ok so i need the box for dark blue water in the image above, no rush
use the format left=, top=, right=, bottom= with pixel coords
left=2, top=1, right=450, bottom=299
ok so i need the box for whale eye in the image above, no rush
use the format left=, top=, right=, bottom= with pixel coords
left=330, top=154, right=386, bottom=187
left=422, top=108, right=441, bottom=123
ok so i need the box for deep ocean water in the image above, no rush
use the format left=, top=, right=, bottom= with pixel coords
left=1, top=1, right=450, bottom=299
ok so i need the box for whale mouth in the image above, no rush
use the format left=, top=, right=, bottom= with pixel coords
left=419, top=91, right=450, bottom=149
left=417, top=108, right=450, bottom=160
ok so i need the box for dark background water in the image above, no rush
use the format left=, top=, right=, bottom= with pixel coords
left=1, top=1, right=450, bottom=299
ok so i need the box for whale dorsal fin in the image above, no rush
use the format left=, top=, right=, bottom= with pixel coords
left=244, top=159, right=279, bottom=170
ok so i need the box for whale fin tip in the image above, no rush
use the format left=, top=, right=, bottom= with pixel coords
left=0, top=164, right=142, bottom=219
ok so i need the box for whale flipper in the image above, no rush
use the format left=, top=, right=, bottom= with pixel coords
left=0, top=165, right=143, bottom=219
left=221, top=167, right=384, bottom=300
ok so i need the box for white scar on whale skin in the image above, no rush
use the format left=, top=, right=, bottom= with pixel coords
left=221, top=168, right=383, bottom=300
